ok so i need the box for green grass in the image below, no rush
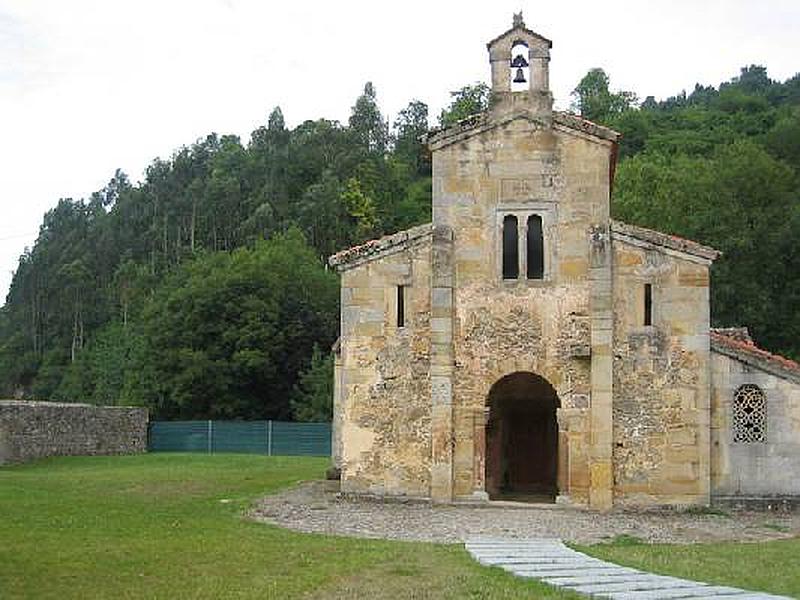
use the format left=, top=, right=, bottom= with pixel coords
left=578, top=536, right=800, bottom=598
left=0, top=454, right=579, bottom=599
left=5, top=454, right=799, bottom=599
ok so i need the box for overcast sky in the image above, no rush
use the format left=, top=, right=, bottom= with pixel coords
left=1, top=0, right=799, bottom=302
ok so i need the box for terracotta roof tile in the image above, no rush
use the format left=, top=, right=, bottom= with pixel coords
left=328, top=223, right=433, bottom=270
left=711, top=329, right=800, bottom=383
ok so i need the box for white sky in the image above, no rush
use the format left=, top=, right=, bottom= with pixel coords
left=1, top=0, right=799, bottom=302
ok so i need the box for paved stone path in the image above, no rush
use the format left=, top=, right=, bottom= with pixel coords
left=465, top=538, right=791, bottom=599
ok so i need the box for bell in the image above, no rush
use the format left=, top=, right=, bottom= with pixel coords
left=510, top=54, right=529, bottom=68
left=513, top=67, right=527, bottom=84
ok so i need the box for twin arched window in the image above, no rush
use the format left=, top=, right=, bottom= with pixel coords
left=732, top=384, right=766, bottom=443
left=502, top=214, right=544, bottom=280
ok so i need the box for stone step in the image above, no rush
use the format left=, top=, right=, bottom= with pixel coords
left=464, top=538, right=794, bottom=600
left=534, top=573, right=667, bottom=586
left=569, top=578, right=714, bottom=594
left=509, top=567, right=644, bottom=580
left=478, top=556, right=611, bottom=568
left=605, top=587, right=761, bottom=599
left=607, top=590, right=786, bottom=600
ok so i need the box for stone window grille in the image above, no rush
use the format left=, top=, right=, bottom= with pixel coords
left=732, top=384, right=767, bottom=443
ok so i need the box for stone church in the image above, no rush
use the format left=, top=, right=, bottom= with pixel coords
left=328, top=15, right=800, bottom=510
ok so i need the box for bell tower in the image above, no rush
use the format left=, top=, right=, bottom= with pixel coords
left=487, top=12, right=553, bottom=118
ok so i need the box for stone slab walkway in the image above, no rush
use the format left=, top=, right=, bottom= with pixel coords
left=465, top=538, right=791, bottom=599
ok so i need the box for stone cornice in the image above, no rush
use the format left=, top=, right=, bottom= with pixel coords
left=328, top=223, right=434, bottom=271
left=426, top=110, right=620, bottom=151
left=611, top=220, right=720, bottom=264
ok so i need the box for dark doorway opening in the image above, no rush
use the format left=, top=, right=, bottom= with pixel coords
left=485, top=372, right=559, bottom=502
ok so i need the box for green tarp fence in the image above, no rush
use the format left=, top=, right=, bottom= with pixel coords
left=148, top=420, right=331, bottom=456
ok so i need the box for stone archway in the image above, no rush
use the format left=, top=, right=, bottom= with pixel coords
left=484, top=372, right=560, bottom=501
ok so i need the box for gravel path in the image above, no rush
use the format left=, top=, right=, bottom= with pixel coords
left=250, top=481, right=800, bottom=544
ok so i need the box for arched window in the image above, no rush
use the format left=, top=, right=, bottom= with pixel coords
left=502, top=215, right=519, bottom=279
left=732, top=384, right=767, bottom=443
left=526, top=215, right=544, bottom=279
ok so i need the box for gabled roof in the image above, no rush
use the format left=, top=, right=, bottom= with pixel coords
left=711, top=329, right=800, bottom=384
left=328, top=223, right=433, bottom=270
left=486, top=14, right=552, bottom=49
left=553, top=112, right=620, bottom=143
left=611, top=220, right=720, bottom=264
left=329, top=220, right=719, bottom=271
left=426, top=110, right=620, bottom=151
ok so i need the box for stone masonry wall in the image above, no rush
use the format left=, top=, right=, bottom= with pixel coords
left=0, top=400, right=148, bottom=465
left=337, top=234, right=433, bottom=497
left=711, top=353, right=800, bottom=497
left=431, top=114, right=615, bottom=505
left=611, top=240, right=711, bottom=506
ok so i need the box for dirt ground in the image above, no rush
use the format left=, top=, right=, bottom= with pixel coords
left=251, top=481, right=800, bottom=545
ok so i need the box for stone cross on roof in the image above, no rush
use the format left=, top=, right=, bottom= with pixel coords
left=513, top=12, right=525, bottom=28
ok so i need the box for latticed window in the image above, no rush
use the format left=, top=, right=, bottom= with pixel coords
left=732, top=384, right=767, bottom=443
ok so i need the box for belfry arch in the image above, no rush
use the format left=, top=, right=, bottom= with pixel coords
left=484, top=372, right=561, bottom=501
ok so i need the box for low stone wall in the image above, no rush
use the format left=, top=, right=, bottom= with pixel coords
left=0, top=400, right=148, bottom=465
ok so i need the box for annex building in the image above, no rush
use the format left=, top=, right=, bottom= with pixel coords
left=328, top=15, right=800, bottom=510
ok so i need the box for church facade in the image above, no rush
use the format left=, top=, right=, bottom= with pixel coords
left=328, top=16, right=800, bottom=510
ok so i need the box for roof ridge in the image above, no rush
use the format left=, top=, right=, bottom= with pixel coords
left=427, top=110, right=621, bottom=147
left=552, top=111, right=621, bottom=142
left=710, top=330, right=800, bottom=383
left=611, top=220, right=720, bottom=262
left=328, top=223, right=434, bottom=269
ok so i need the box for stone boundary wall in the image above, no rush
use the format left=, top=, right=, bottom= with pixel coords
left=0, top=400, right=148, bottom=465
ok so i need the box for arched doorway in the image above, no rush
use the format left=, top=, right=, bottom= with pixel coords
left=485, top=372, right=560, bottom=502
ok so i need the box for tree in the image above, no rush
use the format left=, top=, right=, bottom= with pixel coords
left=571, top=68, right=637, bottom=123
left=349, top=82, right=389, bottom=155
left=612, top=140, right=800, bottom=358
left=725, top=65, right=772, bottom=95
left=290, top=345, right=334, bottom=421
left=137, top=229, right=339, bottom=419
left=393, top=100, right=430, bottom=175
left=340, top=177, right=379, bottom=241
left=438, top=83, right=491, bottom=127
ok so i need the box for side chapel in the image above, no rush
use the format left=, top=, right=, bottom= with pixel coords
left=328, top=14, right=800, bottom=510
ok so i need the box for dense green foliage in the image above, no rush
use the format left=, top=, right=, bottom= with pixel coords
left=1, top=64, right=798, bottom=419
left=438, top=82, right=492, bottom=126
left=571, top=68, right=637, bottom=122
left=0, top=454, right=581, bottom=599
left=291, top=345, right=335, bottom=422
left=0, top=85, right=434, bottom=418
left=601, top=66, right=800, bottom=358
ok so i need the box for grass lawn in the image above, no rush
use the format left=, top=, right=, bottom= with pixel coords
left=3, top=455, right=798, bottom=599
left=578, top=535, right=800, bottom=598
left=0, top=454, right=580, bottom=599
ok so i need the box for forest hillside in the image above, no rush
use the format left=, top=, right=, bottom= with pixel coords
left=1, top=66, right=798, bottom=420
